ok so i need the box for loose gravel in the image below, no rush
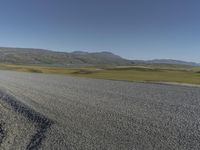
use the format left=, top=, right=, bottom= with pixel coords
left=0, top=123, right=5, bottom=145
left=0, top=98, right=37, bottom=150
left=0, top=91, right=53, bottom=150
left=0, top=70, right=199, bottom=149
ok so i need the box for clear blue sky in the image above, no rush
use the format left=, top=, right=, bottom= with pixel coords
left=0, top=0, right=199, bottom=62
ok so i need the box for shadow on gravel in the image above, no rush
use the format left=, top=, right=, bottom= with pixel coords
left=0, top=91, right=53, bottom=150
left=0, top=123, right=5, bottom=145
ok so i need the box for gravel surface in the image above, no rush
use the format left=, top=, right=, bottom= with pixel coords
left=0, top=96, right=37, bottom=150
left=0, top=70, right=200, bottom=149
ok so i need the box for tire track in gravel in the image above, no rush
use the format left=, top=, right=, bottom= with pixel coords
left=0, top=123, right=5, bottom=145
left=0, top=90, right=53, bottom=150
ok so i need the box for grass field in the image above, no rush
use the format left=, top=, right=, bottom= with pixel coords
left=0, top=63, right=200, bottom=85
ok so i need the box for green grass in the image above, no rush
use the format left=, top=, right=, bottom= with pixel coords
left=0, top=64, right=200, bottom=85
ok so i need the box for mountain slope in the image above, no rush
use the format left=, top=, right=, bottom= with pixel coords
left=0, top=47, right=131, bottom=66
left=0, top=47, right=198, bottom=67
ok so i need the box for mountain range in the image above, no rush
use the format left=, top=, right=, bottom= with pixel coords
left=0, top=47, right=130, bottom=66
left=134, top=59, right=200, bottom=66
left=0, top=47, right=199, bottom=67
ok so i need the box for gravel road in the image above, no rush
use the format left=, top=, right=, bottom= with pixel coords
left=0, top=70, right=200, bottom=150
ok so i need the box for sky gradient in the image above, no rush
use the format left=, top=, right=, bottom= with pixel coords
left=0, top=0, right=199, bottom=62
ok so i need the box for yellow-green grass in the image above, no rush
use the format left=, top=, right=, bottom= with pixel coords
left=0, top=64, right=76, bottom=74
left=0, top=64, right=200, bottom=85
left=76, top=68, right=200, bottom=84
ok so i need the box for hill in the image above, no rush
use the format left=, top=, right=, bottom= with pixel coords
left=133, top=59, right=200, bottom=67
left=0, top=47, right=199, bottom=67
left=0, top=47, right=131, bottom=66
left=147, top=59, right=200, bottom=66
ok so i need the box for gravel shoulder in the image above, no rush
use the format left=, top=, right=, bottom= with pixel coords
left=0, top=70, right=200, bottom=149
left=0, top=90, right=52, bottom=150
left=0, top=97, right=36, bottom=150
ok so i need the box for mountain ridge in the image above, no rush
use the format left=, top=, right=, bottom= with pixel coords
left=0, top=47, right=198, bottom=66
left=0, top=47, right=130, bottom=66
left=134, top=59, right=200, bottom=66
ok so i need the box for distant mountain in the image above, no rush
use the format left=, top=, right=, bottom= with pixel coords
left=132, top=59, right=200, bottom=66
left=143, top=59, right=200, bottom=66
left=0, top=47, right=198, bottom=67
left=0, top=47, right=131, bottom=66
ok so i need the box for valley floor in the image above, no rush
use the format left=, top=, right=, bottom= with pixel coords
left=0, top=64, right=200, bottom=85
